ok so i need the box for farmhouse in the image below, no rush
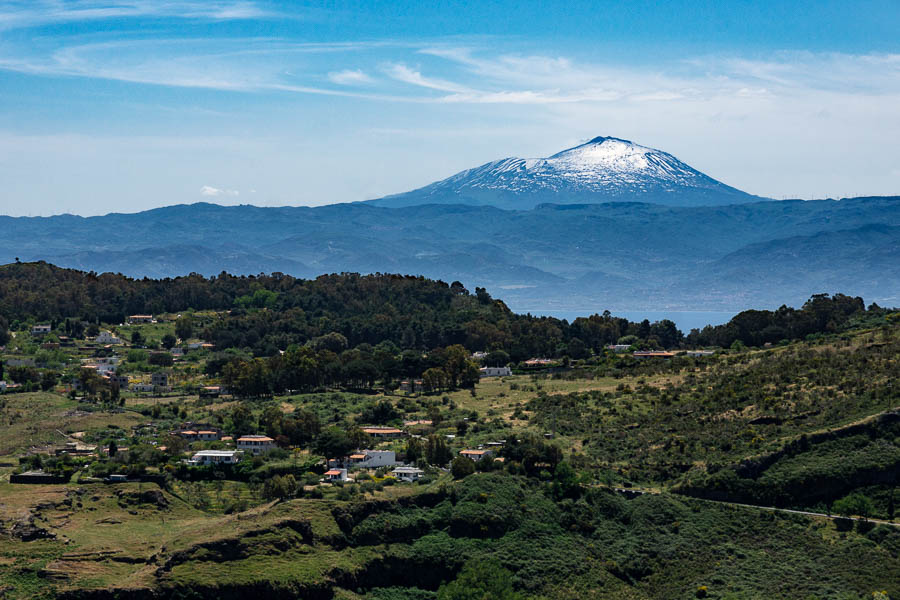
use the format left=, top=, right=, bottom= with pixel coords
left=459, top=448, right=494, bottom=461
left=237, top=435, right=276, bottom=455
left=347, top=450, right=398, bottom=469
left=361, top=427, right=406, bottom=438
left=127, top=315, right=154, bottom=324
left=95, top=331, right=122, bottom=345
left=633, top=351, right=676, bottom=359
left=479, top=366, right=511, bottom=377
left=187, top=450, right=243, bottom=465
left=390, top=466, right=424, bottom=482
left=323, top=468, right=349, bottom=482
left=31, top=324, right=51, bottom=336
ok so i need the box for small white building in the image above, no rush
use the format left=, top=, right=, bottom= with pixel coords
left=237, top=435, right=276, bottom=455
left=188, top=450, right=243, bottom=465
left=0, top=381, right=7, bottom=392
left=606, top=344, right=632, bottom=353
left=131, top=383, right=154, bottom=392
left=348, top=450, right=398, bottom=469
left=31, top=324, right=52, bottom=336
left=391, top=466, right=425, bottom=482
left=685, top=350, right=715, bottom=357
left=95, top=331, right=122, bottom=345
left=323, top=468, right=349, bottom=482
left=479, top=366, right=512, bottom=378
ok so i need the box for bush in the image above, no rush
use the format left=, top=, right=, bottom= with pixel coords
left=451, top=457, right=475, bottom=479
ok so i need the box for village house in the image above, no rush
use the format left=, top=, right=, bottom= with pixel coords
left=522, top=358, right=557, bottom=367
left=95, top=331, right=122, bottom=345
left=479, top=366, right=512, bottom=377
left=606, top=344, right=632, bottom=353
left=633, top=351, right=676, bottom=359
left=31, top=324, right=52, bottom=336
left=236, top=435, right=276, bottom=455
left=459, top=448, right=494, bottom=461
left=131, top=383, right=154, bottom=393
left=684, top=350, right=715, bottom=357
left=110, top=375, right=130, bottom=389
left=361, top=427, right=406, bottom=439
left=187, top=450, right=243, bottom=465
left=399, top=379, right=425, bottom=393
left=391, top=466, right=424, bottom=482
left=347, top=450, right=398, bottom=469
left=127, top=315, right=154, bottom=324
left=151, top=372, right=170, bottom=390
left=323, top=468, right=350, bottom=482
left=199, top=385, right=223, bottom=398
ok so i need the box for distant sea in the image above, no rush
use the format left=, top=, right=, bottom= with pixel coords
left=517, top=310, right=737, bottom=332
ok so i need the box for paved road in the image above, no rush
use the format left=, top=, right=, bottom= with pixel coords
left=611, top=487, right=900, bottom=528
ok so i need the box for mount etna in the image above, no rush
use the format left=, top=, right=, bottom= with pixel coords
left=3, top=137, right=897, bottom=313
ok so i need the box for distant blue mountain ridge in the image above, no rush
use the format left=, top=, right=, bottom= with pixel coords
left=1, top=136, right=897, bottom=311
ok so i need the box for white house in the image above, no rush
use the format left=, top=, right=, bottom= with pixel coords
left=606, top=344, right=632, bottom=353
left=31, top=324, right=52, bottom=336
left=323, top=468, right=349, bottom=482
left=479, top=366, right=512, bottom=378
left=0, top=381, right=7, bottom=392
left=348, top=450, right=398, bottom=469
left=685, top=350, right=715, bottom=357
left=95, top=331, right=122, bottom=345
left=188, top=450, right=243, bottom=465
left=131, top=383, right=154, bottom=393
left=391, top=466, right=425, bottom=482
left=237, top=435, right=276, bottom=455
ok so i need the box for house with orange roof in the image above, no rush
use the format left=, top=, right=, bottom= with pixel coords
left=237, top=435, right=276, bottom=455
left=459, top=448, right=494, bottom=461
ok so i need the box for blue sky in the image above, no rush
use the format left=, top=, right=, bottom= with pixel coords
left=0, top=0, right=899, bottom=215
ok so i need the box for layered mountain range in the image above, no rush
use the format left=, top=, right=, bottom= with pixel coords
left=2, top=136, right=897, bottom=312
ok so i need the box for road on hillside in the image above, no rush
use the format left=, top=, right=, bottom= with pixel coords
left=610, top=487, right=900, bottom=529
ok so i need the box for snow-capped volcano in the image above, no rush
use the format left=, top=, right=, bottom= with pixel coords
left=370, top=136, right=763, bottom=209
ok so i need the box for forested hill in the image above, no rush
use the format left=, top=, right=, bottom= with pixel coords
left=2, top=196, right=899, bottom=311
left=0, top=262, right=891, bottom=360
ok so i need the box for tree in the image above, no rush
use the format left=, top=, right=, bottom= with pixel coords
left=425, top=434, right=452, bottom=467
left=833, top=493, right=874, bottom=521
left=108, top=440, right=118, bottom=458
left=360, top=400, right=399, bottom=425
left=451, top=456, right=475, bottom=479
left=131, top=330, right=144, bottom=346
left=161, top=334, right=177, bottom=350
left=230, top=403, right=255, bottom=435
left=175, top=315, right=193, bottom=340
left=262, top=474, right=297, bottom=500
left=149, top=352, right=174, bottom=367
left=437, top=560, right=523, bottom=600
left=405, top=437, right=423, bottom=463
left=422, top=367, right=448, bottom=392
left=315, top=427, right=355, bottom=459
left=40, top=370, right=59, bottom=391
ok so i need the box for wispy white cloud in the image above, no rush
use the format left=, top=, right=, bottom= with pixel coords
left=327, top=68, right=373, bottom=85
left=382, top=62, right=472, bottom=94
left=200, top=185, right=239, bottom=197
left=0, top=0, right=272, bottom=30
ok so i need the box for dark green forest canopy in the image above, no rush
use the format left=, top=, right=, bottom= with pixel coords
left=0, top=262, right=889, bottom=358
